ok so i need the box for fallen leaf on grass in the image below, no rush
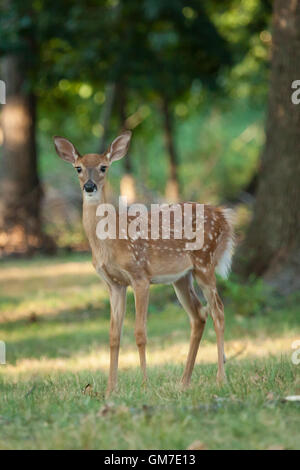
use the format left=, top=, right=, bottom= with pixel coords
left=82, top=383, right=102, bottom=399
left=83, top=383, right=93, bottom=395
left=187, top=440, right=207, bottom=450
left=28, top=313, right=38, bottom=323
left=142, top=404, right=154, bottom=415
left=97, top=402, right=115, bottom=417
left=266, top=392, right=275, bottom=401
left=267, top=444, right=285, bottom=450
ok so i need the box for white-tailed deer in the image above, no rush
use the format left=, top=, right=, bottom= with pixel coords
left=54, top=131, right=235, bottom=395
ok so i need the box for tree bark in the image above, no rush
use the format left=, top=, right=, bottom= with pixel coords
left=0, top=56, right=51, bottom=255
left=235, top=0, right=300, bottom=294
left=161, top=97, right=180, bottom=202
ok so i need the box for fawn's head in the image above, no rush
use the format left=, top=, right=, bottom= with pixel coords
left=54, top=131, right=132, bottom=202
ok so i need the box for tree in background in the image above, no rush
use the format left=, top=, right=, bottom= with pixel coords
left=0, top=1, right=47, bottom=254
left=0, top=0, right=86, bottom=254
left=236, top=0, right=300, bottom=294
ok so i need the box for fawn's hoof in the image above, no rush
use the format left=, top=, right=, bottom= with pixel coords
left=180, top=378, right=191, bottom=390
left=105, top=386, right=116, bottom=398
left=142, top=377, right=148, bottom=389
left=217, top=373, right=227, bottom=385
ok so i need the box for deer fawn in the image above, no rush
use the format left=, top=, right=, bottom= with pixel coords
left=54, top=131, right=234, bottom=395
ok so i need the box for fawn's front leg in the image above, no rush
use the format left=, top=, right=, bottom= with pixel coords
left=106, top=284, right=127, bottom=396
left=132, top=280, right=150, bottom=384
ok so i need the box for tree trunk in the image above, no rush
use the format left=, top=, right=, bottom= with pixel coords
left=0, top=56, right=51, bottom=255
left=235, top=0, right=300, bottom=294
left=161, top=97, right=180, bottom=202
left=118, top=83, right=136, bottom=204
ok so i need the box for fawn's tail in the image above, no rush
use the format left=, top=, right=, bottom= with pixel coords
left=215, top=208, right=236, bottom=280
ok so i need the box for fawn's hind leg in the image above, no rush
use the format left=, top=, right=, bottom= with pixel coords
left=173, top=273, right=208, bottom=388
left=195, top=271, right=226, bottom=384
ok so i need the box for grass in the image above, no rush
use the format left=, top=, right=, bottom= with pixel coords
left=0, top=253, right=299, bottom=450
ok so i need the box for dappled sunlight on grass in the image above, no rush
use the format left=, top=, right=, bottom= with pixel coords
left=0, top=255, right=109, bottom=323
left=1, top=334, right=296, bottom=378
left=0, top=259, right=94, bottom=281
left=0, top=283, right=108, bottom=323
left=0, top=254, right=299, bottom=374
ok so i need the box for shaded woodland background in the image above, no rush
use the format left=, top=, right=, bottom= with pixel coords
left=0, top=0, right=299, bottom=294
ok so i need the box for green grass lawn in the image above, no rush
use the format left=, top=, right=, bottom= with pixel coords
left=0, top=253, right=299, bottom=450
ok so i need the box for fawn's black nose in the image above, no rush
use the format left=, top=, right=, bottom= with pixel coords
left=84, top=180, right=97, bottom=193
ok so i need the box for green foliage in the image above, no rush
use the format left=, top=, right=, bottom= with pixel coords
left=38, top=95, right=264, bottom=206
left=219, top=275, right=271, bottom=317
left=207, top=0, right=272, bottom=102
left=176, top=97, right=264, bottom=200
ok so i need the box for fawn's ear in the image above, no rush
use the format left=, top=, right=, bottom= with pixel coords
left=107, top=130, right=132, bottom=163
left=54, top=136, right=80, bottom=163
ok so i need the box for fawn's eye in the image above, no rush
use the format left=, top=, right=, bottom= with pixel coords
left=75, top=167, right=82, bottom=174
left=100, top=165, right=107, bottom=173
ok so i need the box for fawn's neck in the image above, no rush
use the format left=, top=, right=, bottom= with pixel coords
left=82, top=184, right=107, bottom=252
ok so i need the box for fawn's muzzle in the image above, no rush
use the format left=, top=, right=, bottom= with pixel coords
left=84, top=180, right=97, bottom=192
